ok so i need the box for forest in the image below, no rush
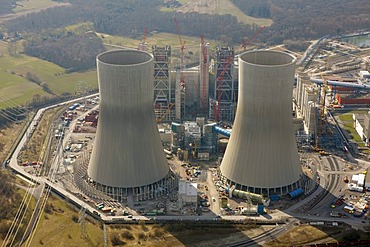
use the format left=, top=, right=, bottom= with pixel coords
left=24, top=31, right=105, bottom=72
left=0, top=0, right=16, bottom=15
left=4, top=0, right=370, bottom=46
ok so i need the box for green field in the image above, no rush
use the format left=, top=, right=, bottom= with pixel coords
left=13, top=0, right=65, bottom=13
left=0, top=41, right=97, bottom=109
left=217, top=0, right=272, bottom=26
left=162, top=0, right=273, bottom=26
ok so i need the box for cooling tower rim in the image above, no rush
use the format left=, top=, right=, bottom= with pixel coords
left=97, top=49, right=153, bottom=67
left=239, top=50, right=296, bottom=67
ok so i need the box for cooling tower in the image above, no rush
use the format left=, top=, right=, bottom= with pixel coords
left=87, top=49, right=171, bottom=201
left=220, top=50, right=302, bottom=196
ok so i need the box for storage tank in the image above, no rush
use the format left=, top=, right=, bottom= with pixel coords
left=220, top=50, right=302, bottom=196
left=86, top=49, right=172, bottom=201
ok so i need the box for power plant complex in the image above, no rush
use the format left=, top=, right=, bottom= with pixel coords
left=80, top=48, right=304, bottom=203
left=10, top=29, right=370, bottom=231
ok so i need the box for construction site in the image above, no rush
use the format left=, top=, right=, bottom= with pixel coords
left=11, top=26, right=370, bottom=225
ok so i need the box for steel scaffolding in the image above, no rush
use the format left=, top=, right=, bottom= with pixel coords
left=152, top=45, right=174, bottom=121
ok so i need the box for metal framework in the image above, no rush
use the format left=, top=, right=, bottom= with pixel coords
left=200, top=34, right=209, bottom=113
left=211, top=47, right=235, bottom=122
left=152, top=45, right=174, bottom=121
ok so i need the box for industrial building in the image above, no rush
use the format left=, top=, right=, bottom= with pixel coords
left=220, top=50, right=303, bottom=196
left=170, top=120, right=218, bottom=156
left=295, top=73, right=320, bottom=136
left=85, top=50, right=176, bottom=202
left=178, top=180, right=198, bottom=209
left=353, top=113, right=370, bottom=146
left=210, top=47, right=235, bottom=122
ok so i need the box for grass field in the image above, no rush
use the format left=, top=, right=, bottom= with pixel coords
left=216, top=0, right=273, bottom=26
left=176, top=0, right=273, bottom=26
left=28, top=194, right=104, bottom=247
left=0, top=41, right=98, bottom=109
left=13, top=0, right=65, bottom=13
left=264, top=225, right=340, bottom=246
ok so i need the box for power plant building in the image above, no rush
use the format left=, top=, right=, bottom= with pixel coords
left=86, top=49, right=175, bottom=201
left=220, top=50, right=303, bottom=196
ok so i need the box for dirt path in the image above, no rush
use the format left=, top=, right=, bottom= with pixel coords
left=0, top=2, right=70, bottom=24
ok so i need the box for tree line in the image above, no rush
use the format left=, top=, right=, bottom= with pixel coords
left=4, top=0, right=370, bottom=46
left=24, top=31, right=105, bottom=72
left=232, top=0, right=370, bottom=44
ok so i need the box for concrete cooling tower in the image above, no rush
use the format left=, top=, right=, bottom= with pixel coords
left=87, top=49, right=173, bottom=201
left=220, top=50, right=302, bottom=196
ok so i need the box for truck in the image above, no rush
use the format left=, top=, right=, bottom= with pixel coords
left=343, top=205, right=354, bottom=214
left=101, top=207, right=112, bottom=213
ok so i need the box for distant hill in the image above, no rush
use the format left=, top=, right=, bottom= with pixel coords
left=4, top=0, right=370, bottom=45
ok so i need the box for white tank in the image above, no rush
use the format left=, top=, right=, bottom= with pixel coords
left=220, top=50, right=302, bottom=196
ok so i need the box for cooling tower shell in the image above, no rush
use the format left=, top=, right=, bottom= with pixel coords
left=87, top=49, right=169, bottom=189
left=220, top=50, right=302, bottom=195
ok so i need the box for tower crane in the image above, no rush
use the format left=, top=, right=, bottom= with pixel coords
left=138, top=27, right=148, bottom=51
left=142, top=27, right=148, bottom=44
left=173, top=16, right=186, bottom=119
left=241, top=26, right=266, bottom=51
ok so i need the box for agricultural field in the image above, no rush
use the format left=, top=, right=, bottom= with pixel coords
left=13, top=0, right=64, bottom=13
left=0, top=41, right=97, bottom=109
left=176, top=0, right=273, bottom=26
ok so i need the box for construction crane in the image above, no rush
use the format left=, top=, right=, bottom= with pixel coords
left=200, top=33, right=208, bottom=112
left=142, top=27, right=148, bottom=44
left=192, top=139, right=197, bottom=159
left=241, top=26, right=266, bottom=51
left=156, top=103, right=175, bottom=123
left=214, top=55, right=233, bottom=122
left=173, top=16, right=186, bottom=119
left=138, top=27, right=148, bottom=51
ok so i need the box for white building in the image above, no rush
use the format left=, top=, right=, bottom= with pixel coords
left=353, top=113, right=370, bottom=146
left=178, top=180, right=197, bottom=209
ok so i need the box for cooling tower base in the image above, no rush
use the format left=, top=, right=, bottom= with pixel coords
left=75, top=158, right=178, bottom=202
left=85, top=172, right=178, bottom=202
left=220, top=174, right=303, bottom=197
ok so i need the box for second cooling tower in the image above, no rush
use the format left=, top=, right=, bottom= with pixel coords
left=87, top=50, right=171, bottom=201
left=220, top=50, right=302, bottom=196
